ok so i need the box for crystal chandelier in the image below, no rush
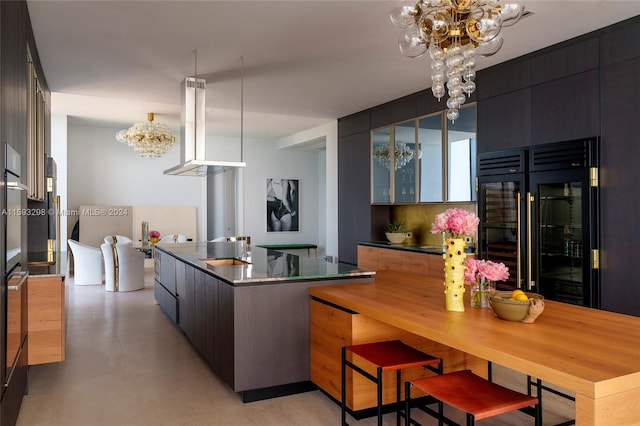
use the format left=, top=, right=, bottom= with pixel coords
left=116, top=112, right=178, bottom=158
left=390, top=0, right=524, bottom=121
left=374, top=141, right=416, bottom=171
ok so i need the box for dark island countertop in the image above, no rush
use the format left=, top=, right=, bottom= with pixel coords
left=154, top=241, right=374, bottom=285
left=359, top=241, right=475, bottom=254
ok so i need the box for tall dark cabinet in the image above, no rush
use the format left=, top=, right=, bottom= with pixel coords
left=337, top=112, right=371, bottom=265
left=599, top=20, right=640, bottom=316
left=1, top=1, right=50, bottom=424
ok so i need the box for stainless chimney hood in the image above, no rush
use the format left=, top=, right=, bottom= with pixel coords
left=164, top=77, right=246, bottom=176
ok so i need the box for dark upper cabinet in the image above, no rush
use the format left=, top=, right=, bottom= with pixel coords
left=477, top=88, right=531, bottom=152
left=530, top=70, right=600, bottom=144
left=530, top=37, right=599, bottom=85
left=477, top=58, right=531, bottom=99
left=600, top=16, right=640, bottom=66
left=370, top=103, right=393, bottom=129
left=338, top=110, right=370, bottom=137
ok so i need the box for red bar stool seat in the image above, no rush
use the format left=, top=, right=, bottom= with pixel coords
left=405, top=370, right=541, bottom=425
left=341, top=340, right=442, bottom=426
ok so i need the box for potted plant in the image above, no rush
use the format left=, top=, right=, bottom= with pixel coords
left=385, top=221, right=408, bottom=244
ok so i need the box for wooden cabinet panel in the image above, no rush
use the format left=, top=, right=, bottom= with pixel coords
left=309, top=299, right=353, bottom=403
left=599, top=57, right=640, bottom=316
left=477, top=58, right=531, bottom=99
left=154, top=280, right=178, bottom=324
left=338, top=110, right=370, bottom=137
left=600, top=17, right=640, bottom=66
left=358, top=245, right=444, bottom=279
left=531, top=70, right=600, bottom=144
left=157, top=250, right=176, bottom=296
left=370, top=103, right=393, bottom=129
left=217, top=280, right=235, bottom=387
left=28, top=275, right=65, bottom=365
left=338, top=131, right=371, bottom=265
left=377, top=249, right=402, bottom=271
left=530, top=38, right=599, bottom=85
left=477, top=88, right=531, bottom=152
left=357, top=245, right=378, bottom=270
left=401, top=251, right=429, bottom=275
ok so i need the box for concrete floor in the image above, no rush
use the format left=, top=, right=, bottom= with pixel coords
left=17, top=269, right=570, bottom=425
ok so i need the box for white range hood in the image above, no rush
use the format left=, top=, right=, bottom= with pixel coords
left=163, top=77, right=246, bottom=177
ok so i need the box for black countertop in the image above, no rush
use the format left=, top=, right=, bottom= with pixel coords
left=359, top=241, right=475, bottom=254
left=359, top=241, right=445, bottom=254
left=155, top=241, right=375, bottom=285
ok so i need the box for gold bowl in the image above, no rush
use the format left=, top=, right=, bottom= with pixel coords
left=488, top=291, right=544, bottom=322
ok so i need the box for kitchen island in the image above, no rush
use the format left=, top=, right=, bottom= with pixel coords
left=153, top=241, right=374, bottom=402
left=310, top=270, right=640, bottom=425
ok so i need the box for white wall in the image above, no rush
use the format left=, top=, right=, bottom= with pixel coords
left=67, top=124, right=207, bottom=240
left=56, top=114, right=337, bottom=258
left=276, top=121, right=338, bottom=260
left=51, top=114, right=68, bottom=249
left=241, top=137, right=320, bottom=248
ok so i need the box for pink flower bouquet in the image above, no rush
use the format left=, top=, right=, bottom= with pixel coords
left=430, top=208, right=479, bottom=238
left=463, top=258, right=510, bottom=283
left=149, top=230, right=160, bottom=238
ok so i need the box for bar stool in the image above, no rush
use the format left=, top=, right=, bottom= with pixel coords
left=341, top=340, right=442, bottom=426
left=404, top=369, right=541, bottom=426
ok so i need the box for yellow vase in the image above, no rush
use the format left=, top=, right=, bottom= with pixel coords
left=443, top=238, right=466, bottom=312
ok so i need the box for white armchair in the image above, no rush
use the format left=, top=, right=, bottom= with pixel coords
left=160, top=234, right=187, bottom=243
left=115, top=243, right=145, bottom=292
left=100, top=243, right=117, bottom=292
left=104, top=235, right=132, bottom=244
left=68, top=239, right=103, bottom=285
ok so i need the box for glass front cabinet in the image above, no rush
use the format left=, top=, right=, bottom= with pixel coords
left=371, top=104, right=476, bottom=204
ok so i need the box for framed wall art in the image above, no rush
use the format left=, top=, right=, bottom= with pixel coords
left=266, top=178, right=299, bottom=232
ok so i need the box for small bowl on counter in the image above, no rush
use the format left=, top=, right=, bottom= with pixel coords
left=488, top=291, right=545, bottom=323
left=385, top=232, right=408, bottom=245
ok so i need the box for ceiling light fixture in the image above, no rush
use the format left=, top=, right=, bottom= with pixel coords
left=116, top=112, right=178, bottom=158
left=390, top=0, right=524, bottom=122
left=374, top=141, right=417, bottom=171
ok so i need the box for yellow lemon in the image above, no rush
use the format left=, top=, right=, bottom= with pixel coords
left=515, top=293, right=529, bottom=302
left=511, top=289, right=526, bottom=298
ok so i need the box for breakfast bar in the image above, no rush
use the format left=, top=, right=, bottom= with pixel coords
left=309, top=270, right=640, bottom=425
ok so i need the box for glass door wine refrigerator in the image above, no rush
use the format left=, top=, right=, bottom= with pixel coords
left=477, top=137, right=600, bottom=308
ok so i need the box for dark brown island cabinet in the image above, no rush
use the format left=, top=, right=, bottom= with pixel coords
left=153, top=243, right=373, bottom=402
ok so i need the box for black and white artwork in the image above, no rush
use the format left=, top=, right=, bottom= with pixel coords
left=266, top=178, right=299, bottom=232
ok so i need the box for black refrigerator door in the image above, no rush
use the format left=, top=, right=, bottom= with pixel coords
left=529, top=168, right=599, bottom=307
left=477, top=173, right=526, bottom=291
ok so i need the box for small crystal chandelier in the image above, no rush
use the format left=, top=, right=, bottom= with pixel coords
left=116, top=112, right=178, bottom=158
left=374, top=141, right=416, bottom=171
left=390, top=0, right=524, bottom=122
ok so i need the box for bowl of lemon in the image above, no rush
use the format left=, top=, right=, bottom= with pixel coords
left=488, top=289, right=545, bottom=323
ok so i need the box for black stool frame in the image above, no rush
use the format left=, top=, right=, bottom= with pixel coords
left=341, top=346, right=442, bottom=426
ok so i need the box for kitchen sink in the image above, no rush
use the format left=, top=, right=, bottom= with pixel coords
left=201, top=258, right=250, bottom=266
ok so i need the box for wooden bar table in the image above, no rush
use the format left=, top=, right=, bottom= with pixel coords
left=309, top=270, right=640, bottom=425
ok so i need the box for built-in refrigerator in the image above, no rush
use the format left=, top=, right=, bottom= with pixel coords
left=477, top=137, right=600, bottom=308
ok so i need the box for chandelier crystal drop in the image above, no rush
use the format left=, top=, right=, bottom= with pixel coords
left=373, top=141, right=417, bottom=171
left=116, top=112, right=178, bottom=159
left=390, top=0, right=524, bottom=122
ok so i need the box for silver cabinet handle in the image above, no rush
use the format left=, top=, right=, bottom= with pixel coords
left=6, top=181, right=28, bottom=191
left=8, top=271, right=28, bottom=291
left=4, top=345, right=22, bottom=388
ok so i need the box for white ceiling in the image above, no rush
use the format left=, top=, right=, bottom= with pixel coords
left=27, top=1, right=640, bottom=140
